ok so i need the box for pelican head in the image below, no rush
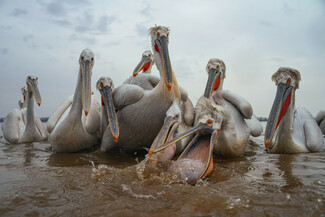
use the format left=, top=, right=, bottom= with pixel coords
left=265, top=67, right=301, bottom=148
left=133, top=50, right=154, bottom=77
left=18, top=100, right=24, bottom=109
left=26, top=75, right=42, bottom=106
left=96, top=76, right=119, bottom=142
left=204, top=58, right=226, bottom=99
left=150, top=97, right=224, bottom=184
left=79, top=48, right=94, bottom=116
left=149, top=25, right=173, bottom=90
left=21, top=85, right=28, bottom=107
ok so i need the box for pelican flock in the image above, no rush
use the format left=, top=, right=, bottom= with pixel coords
left=1, top=25, right=324, bottom=185
left=2, top=76, right=48, bottom=143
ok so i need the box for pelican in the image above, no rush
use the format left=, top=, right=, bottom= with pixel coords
left=101, top=25, right=183, bottom=152
left=48, top=48, right=101, bottom=152
left=204, top=58, right=262, bottom=156
left=123, top=50, right=159, bottom=90
left=2, top=76, right=48, bottom=143
left=265, top=67, right=324, bottom=153
left=316, top=110, right=325, bottom=135
left=150, top=96, right=225, bottom=184
left=96, top=77, right=119, bottom=143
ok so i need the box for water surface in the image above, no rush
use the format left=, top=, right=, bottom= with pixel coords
left=0, top=126, right=324, bottom=216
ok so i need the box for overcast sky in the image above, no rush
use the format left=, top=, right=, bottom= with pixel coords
left=0, top=0, right=324, bottom=118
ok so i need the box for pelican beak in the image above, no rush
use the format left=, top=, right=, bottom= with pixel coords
left=100, top=86, right=119, bottom=142
left=265, top=83, right=293, bottom=148
left=148, top=116, right=180, bottom=162
left=133, top=56, right=152, bottom=77
left=203, top=68, right=221, bottom=99
left=150, top=123, right=211, bottom=156
left=168, top=125, right=220, bottom=185
left=30, top=79, right=42, bottom=106
left=155, top=36, right=172, bottom=90
left=81, top=60, right=92, bottom=116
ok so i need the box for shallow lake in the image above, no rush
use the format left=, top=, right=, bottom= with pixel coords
left=0, top=124, right=324, bottom=216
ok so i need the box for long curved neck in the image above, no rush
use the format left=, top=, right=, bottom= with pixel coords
left=69, top=71, right=83, bottom=117
left=155, top=60, right=181, bottom=101
left=25, top=88, right=35, bottom=128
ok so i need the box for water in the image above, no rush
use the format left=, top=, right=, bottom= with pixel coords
left=0, top=125, right=324, bottom=216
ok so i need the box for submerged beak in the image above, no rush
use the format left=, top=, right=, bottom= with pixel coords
left=81, top=60, right=92, bottom=115
left=155, top=36, right=172, bottom=90
left=168, top=125, right=221, bottom=185
left=203, top=68, right=221, bottom=99
left=265, top=83, right=293, bottom=148
left=30, top=80, right=42, bottom=106
left=148, top=116, right=180, bottom=161
left=100, top=86, right=119, bottom=142
left=133, top=56, right=152, bottom=77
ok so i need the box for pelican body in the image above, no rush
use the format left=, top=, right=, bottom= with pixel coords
left=101, top=26, right=182, bottom=153
left=316, top=110, right=325, bottom=135
left=2, top=76, right=48, bottom=143
left=48, top=49, right=101, bottom=152
left=265, top=67, right=324, bottom=153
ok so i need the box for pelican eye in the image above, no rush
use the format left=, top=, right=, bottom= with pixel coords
left=286, top=78, right=291, bottom=85
left=167, top=32, right=169, bottom=37
left=157, top=32, right=160, bottom=37
left=206, top=119, right=213, bottom=126
left=81, top=56, right=84, bottom=61
left=100, top=82, right=103, bottom=88
left=91, top=57, right=94, bottom=61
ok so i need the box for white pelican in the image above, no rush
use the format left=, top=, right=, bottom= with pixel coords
left=96, top=77, right=119, bottom=143
left=48, top=48, right=101, bottom=152
left=265, top=67, right=325, bottom=153
left=2, top=76, right=48, bottom=143
left=316, top=110, right=325, bottom=135
left=204, top=58, right=262, bottom=156
left=150, top=96, right=225, bottom=184
left=101, top=25, right=182, bottom=152
left=123, top=50, right=159, bottom=91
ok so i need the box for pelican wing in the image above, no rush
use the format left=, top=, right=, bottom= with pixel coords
left=315, top=109, right=325, bottom=125
left=112, top=84, right=144, bottom=111
left=179, top=85, right=189, bottom=102
left=299, top=108, right=325, bottom=152
left=82, top=97, right=100, bottom=135
left=124, top=74, right=160, bottom=90
left=220, top=90, right=253, bottom=119
left=181, top=98, right=195, bottom=126
left=34, top=114, right=49, bottom=140
left=46, top=95, right=73, bottom=133
left=244, top=114, right=263, bottom=137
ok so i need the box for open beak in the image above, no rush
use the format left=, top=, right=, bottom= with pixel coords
left=30, top=80, right=42, bottom=106
left=133, top=56, right=152, bottom=77
left=148, top=116, right=180, bottom=162
left=265, top=83, right=293, bottom=148
left=203, top=68, right=221, bottom=99
left=81, top=60, right=92, bottom=115
left=155, top=36, right=172, bottom=90
left=100, top=86, right=119, bottom=142
left=166, top=124, right=221, bottom=185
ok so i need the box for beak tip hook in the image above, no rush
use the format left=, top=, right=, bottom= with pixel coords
left=113, top=135, right=118, bottom=143
left=84, top=110, right=89, bottom=116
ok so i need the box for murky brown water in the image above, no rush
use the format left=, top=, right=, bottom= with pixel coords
left=0, top=125, right=324, bottom=217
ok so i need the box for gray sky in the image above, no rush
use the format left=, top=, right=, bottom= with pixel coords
left=0, top=0, right=324, bottom=118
